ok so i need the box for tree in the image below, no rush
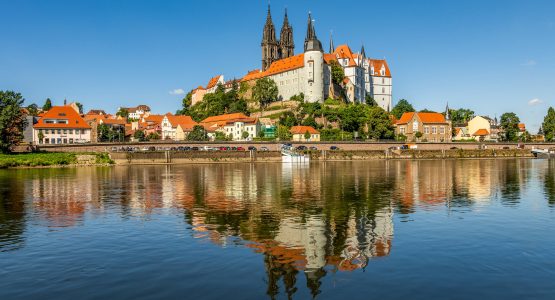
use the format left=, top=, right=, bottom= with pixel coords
left=542, top=107, right=555, bottom=141
left=116, top=108, right=129, bottom=119
left=365, top=106, right=394, bottom=140
left=279, top=111, right=299, bottom=127
left=330, top=60, right=345, bottom=86
left=75, top=102, right=84, bottom=114
left=147, top=132, right=160, bottom=140
left=415, top=131, right=423, bottom=140
left=365, top=94, right=377, bottom=107
left=339, top=104, right=368, bottom=133
left=26, top=103, right=39, bottom=116
left=304, top=130, right=311, bottom=141
left=37, top=130, right=44, bottom=142
left=449, top=108, right=475, bottom=125
left=258, top=129, right=266, bottom=138
left=277, top=124, right=292, bottom=140
left=500, top=112, right=520, bottom=142
left=391, top=99, right=415, bottom=119
left=252, top=77, right=278, bottom=110
left=0, top=91, right=27, bottom=153
left=134, top=130, right=146, bottom=142
left=176, top=91, right=192, bottom=115
left=186, top=125, right=208, bottom=141
left=215, top=131, right=229, bottom=141
left=42, top=98, right=52, bottom=111
left=241, top=131, right=250, bottom=140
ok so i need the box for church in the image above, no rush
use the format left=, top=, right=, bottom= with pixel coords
left=191, top=6, right=393, bottom=110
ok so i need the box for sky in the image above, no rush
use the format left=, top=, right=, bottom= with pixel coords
left=1, top=0, right=554, bottom=132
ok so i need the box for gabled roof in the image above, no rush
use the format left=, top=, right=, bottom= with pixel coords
left=333, top=45, right=358, bottom=67
left=34, top=106, right=91, bottom=129
left=397, top=112, right=448, bottom=124
left=323, top=53, right=337, bottom=64
left=368, top=59, right=392, bottom=77
left=164, top=114, right=197, bottom=128
left=201, top=113, right=250, bottom=124
left=290, top=125, right=320, bottom=134
left=206, top=75, right=223, bottom=89
left=101, top=118, right=127, bottom=126
left=472, top=129, right=489, bottom=136
left=145, top=114, right=165, bottom=123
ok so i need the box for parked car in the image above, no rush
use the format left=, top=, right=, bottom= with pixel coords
left=400, top=145, right=409, bottom=150
left=231, top=147, right=238, bottom=151
left=450, top=146, right=458, bottom=150
left=330, top=146, right=339, bottom=150
left=177, top=146, right=185, bottom=151
left=148, top=146, right=156, bottom=151
left=141, top=147, right=150, bottom=151
left=183, top=146, right=191, bottom=151
left=309, top=146, right=318, bottom=151
left=110, top=146, right=118, bottom=152
left=237, top=146, right=245, bottom=151
left=296, top=145, right=308, bottom=151
left=248, top=146, right=257, bottom=151
left=260, top=146, right=269, bottom=151
left=191, top=146, right=199, bottom=151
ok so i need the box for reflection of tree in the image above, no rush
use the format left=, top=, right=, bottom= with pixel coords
left=0, top=172, right=26, bottom=252
left=543, top=160, right=555, bottom=206
left=499, top=160, right=522, bottom=205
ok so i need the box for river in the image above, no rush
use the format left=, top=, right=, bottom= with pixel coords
left=1, top=159, right=554, bottom=299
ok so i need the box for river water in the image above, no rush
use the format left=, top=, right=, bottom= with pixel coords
left=1, top=159, right=554, bottom=299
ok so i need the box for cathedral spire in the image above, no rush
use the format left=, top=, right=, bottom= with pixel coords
left=304, top=12, right=323, bottom=52
left=359, top=44, right=366, bottom=66
left=262, top=4, right=278, bottom=71
left=445, top=102, right=450, bottom=120
left=280, top=7, right=294, bottom=59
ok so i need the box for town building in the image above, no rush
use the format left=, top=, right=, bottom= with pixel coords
left=200, top=113, right=261, bottom=141
left=290, top=125, right=320, bottom=142
left=160, top=114, right=198, bottom=140
left=453, top=116, right=498, bottom=142
left=395, top=112, right=452, bottom=142
left=120, top=105, right=151, bottom=120
left=33, top=105, right=92, bottom=144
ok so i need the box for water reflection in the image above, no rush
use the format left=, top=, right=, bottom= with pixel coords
left=0, top=159, right=552, bottom=297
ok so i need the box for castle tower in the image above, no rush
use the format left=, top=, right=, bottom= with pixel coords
left=279, top=8, right=295, bottom=59
left=261, top=5, right=279, bottom=71
left=303, top=12, right=324, bottom=103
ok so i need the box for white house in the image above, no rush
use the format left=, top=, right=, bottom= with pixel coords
left=33, top=105, right=92, bottom=144
left=161, top=114, right=198, bottom=140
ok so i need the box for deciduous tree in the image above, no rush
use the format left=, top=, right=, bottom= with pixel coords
left=500, top=112, right=520, bottom=142
left=0, top=91, right=27, bottom=153
left=542, top=107, right=555, bottom=141
left=391, top=99, right=415, bottom=119
left=252, top=78, right=278, bottom=110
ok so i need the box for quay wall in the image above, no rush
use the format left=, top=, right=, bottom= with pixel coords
left=36, top=141, right=554, bottom=153
left=110, top=149, right=533, bottom=165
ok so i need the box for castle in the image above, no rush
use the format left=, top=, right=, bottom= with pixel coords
left=191, top=6, right=393, bottom=111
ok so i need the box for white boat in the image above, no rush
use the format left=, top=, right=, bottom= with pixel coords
left=281, top=144, right=310, bottom=163
left=531, top=148, right=555, bottom=159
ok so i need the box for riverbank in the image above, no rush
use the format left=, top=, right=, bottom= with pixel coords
left=110, top=149, right=534, bottom=165
left=0, top=152, right=113, bottom=168
left=0, top=149, right=534, bottom=169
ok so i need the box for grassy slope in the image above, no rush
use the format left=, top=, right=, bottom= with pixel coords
left=0, top=152, right=113, bottom=168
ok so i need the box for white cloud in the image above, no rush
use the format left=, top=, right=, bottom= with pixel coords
left=169, top=88, right=185, bottom=95
left=528, top=98, right=543, bottom=106
left=521, top=60, right=536, bottom=66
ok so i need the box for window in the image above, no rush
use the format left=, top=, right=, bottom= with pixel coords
left=440, top=127, right=445, bottom=134
left=424, top=126, right=430, bottom=134
left=382, top=78, right=385, bottom=84
left=382, top=87, right=385, bottom=93
left=63, top=129, right=67, bottom=134
left=51, top=138, right=55, bottom=144
left=63, top=138, right=67, bottom=144
left=400, top=127, right=406, bottom=134
left=69, top=138, right=73, bottom=144
left=412, top=121, right=418, bottom=131
left=432, top=127, right=437, bottom=134
left=57, top=129, right=61, bottom=134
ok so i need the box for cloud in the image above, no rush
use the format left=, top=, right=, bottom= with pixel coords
left=169, top=88, right=185, bottom=95
left=528, top=98, right=543, bottom=106
left=521, top=60, right=536, bottom=66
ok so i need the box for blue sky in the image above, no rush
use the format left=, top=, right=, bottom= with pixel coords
left=1, top=0, right=554, bottom=131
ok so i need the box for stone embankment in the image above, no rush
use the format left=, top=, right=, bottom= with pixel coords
left=110, top=149, right=533, bottom=165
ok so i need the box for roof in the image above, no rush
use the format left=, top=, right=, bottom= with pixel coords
left=166, top=115, right=197, bottom=129
left=333, top=45, right=358, bottom=67
left=86, top=109, right=106, bottom=115
left=323, top=53, right=337, bottom=64
left=145, top=114, right=164, bottom=123
left=34, top=106, right=91, bottom=129
left=518, top=123, right=526, bottom=131
left=290, top=125, right=320, bottom=134
left=201, top=113, right=250, bottom=124
left=473, top=129, right=490, bottom=136
left=368, top=59, right=392, bottom=77
left=206, top=75, right=222, bottom=89
left=101, top=118, right=127, bottom=125
left=397, top=112, right=448, bottom=124
left=242, top=54, right=305, bottom=81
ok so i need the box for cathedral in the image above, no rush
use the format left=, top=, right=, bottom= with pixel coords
left=261, top=6, right=294, bottom=71
left=191, top=5, right=393, bottom=110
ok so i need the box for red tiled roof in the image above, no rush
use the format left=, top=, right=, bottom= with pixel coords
left=34, top=106, right=91, bottom=129
left=166, top=115, right=197, bottom=129
left=397, top=112, right=448, bottom=124
left=369, top=59, right=392, bottom=77
left=206, top=75, right=222, bottom=89
left=290, top=125, right=320, bottom=134
left=201, top=113, right=250, bottom=124
left=101, top=118, right=127, bottom=125
left=333, top=45, right=357, bottom=67
left=473, top=129, right=489, bottom=136
left=323, top=53, right=337, bottom=64
left=242, top=54, right=305, bottom=81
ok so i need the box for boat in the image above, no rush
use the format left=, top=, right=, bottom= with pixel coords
left=531, top=148, right=555, bottom=159
left=281, top=144, right=310, bottom=163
